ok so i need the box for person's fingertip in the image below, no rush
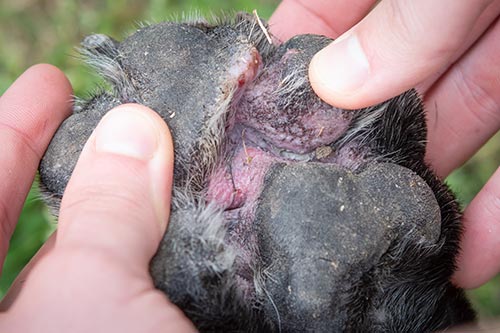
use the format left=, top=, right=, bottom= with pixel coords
left=26, top=63, right=73, bottom=97
left=0, top=64, right=73, bottom=269
left=0, top=63, right=73, bottom=154
left=95, top=105, right=160, bottom=160
left=57, top=103, right=173, bottom=264
left=309, top=32, right=371, bottom=109
left=92, top=104, right=173, bottom=230
left=19, top=64, right=74, bottom=118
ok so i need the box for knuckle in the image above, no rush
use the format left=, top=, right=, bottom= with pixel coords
left=61, top=182, right=145, bottom=218
left=455, top=65, right=500, bottom=127
left=0, top=122, right=40, bottom=160
left=0, top=198, right=14, bottom=246
left=385, top=0, right=461, bottom=62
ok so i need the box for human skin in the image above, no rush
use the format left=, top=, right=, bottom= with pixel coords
left=270, top=0, right=500, bottom=289
left=0, top=65, right=195, bottom=332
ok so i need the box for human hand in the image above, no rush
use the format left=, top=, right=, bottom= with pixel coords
left=0, top=65, right=195, bottom=332
left=270, top=0, right=500, bottom=289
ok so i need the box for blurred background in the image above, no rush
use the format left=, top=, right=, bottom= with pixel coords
left=1, top=0, right=499, bottom=322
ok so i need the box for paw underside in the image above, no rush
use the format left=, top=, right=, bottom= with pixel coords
left=39, top=13, right=475, bottom=332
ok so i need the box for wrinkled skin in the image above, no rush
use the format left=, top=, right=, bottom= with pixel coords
left=39, top=13, right=475, bottom=332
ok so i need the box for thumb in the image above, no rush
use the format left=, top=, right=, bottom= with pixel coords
left=0, top=104, right=196, bottom=332
left=309, top=0, right=492, bottom=109
left=57, top=103, right=173, bottom=268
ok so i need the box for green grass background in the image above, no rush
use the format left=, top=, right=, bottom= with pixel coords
left=1, top=0, right=499, bottom=321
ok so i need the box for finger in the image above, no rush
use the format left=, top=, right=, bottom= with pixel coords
left=269, top=0, right=376, bottom=40
left=453, top=167, right=500, bottom=289
left=0, top=233, right=56, bottom=311
left=425, top=16, right=500, bottom=177
left=0, top=105, right=195, bottom=332
left=0, top=64, right=72, bottom=270
left=309, top=0, right=494, bottom=109
left=417, top=0, right=500, bottom=93
left=57, top=104, right=173, bottom=268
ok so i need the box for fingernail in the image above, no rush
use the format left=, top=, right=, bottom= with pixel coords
left=95, top=106, right=159, bottom=160
left=310, top=33, right=370, bottom=94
